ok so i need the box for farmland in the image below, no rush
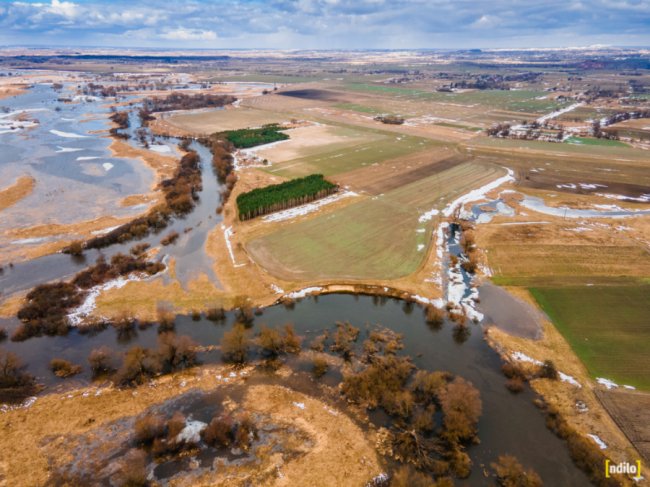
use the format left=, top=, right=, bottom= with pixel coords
left=530, top=284, right=650, bottom=390
left=247, top=162, right=503, bottom=281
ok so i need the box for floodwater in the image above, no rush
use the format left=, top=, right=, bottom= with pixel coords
left=0, top=79, right=226, bottom=292
left=0, top=294, right=590, bottom=486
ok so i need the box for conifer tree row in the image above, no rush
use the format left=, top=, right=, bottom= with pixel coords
left=236, top=174, right=338, bottom=220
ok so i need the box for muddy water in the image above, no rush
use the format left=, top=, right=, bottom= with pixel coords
left=0, top=294, right=590, bottom=486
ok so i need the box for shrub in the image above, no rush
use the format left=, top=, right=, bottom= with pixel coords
left=410, top=370, right=451, bottom=404
left=115, top=449, right=149, bottom=487
left=160, top=231, right=179, bottom=246
left=312, top=357, right=329, bottom=378
left=206, top=307, right=225, bottom=321
left=221, top=323, right=250, bottom=364
left=66, top=240, right=84, bottom=256
left=0, top=328, right=6, bottom=341
left=505, top=377, right=525, bottom=393
left=133, top=413, right=166, bottom=446
left=389, top=465, right=446, bottom=487
left=15, top=282, right=82, bottom=340
left=202, top=414, right=233, bottom=447
left=114, top=346, right=162, bottom=386
left=491, top=454, right=542, bottom=487
left=425, top=305, right=444, bottom=326
left=309, top=331, right=328, bottom=352
left=157, top=333, right=197, bottom=372
left=157, top=306, right=175, bottom=332
left=282, top=324, right=302, bottom=353
left=49, top=358, right=82, bottom=378
left=88, top=346, right=118, bottom=377
left=258, top=325, right=284, bottom=357
left=539, top=360, right=559, bottom=380
left=235, top=306, right=254, bottom=324
left=342, top=355, right=414, bottom=412
left=439, top=377, right=482, bottom=444
left=331, top=321, right=360, bottom=360
left=0, top=349, right=34, bottom=389
left=190, top=309, right=201, bottom=321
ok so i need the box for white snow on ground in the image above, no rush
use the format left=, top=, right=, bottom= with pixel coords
left=418, top=208, right=439, bottom=223
left=497, top=221, right=551, bottom=226
left=442, top=168, right=515, bottom=217
left=76, top=156, right=100, bottom=161
left=417, top=244, right=425, bottom=251
left=596, top=192, right=650, bottom=203
left=262, top=191, right=357, bottom=223
left=366, top=473, right=390, bottom=487
left=292, top=402, right=306, bottom=410
left=149, top=144, right=172, bottom=154
left=559, top=372, right=582, bottom=388
left=56, top=146, right=83, bottom=153
left=50, top=129, right=89, bottom=138
left=102, top=163, right=114, bottom=171
left=222, top=225, right=245, bottom=268
left=11, top=237, right=50, bottom=245
left=411, top=294, right=445, bottom=308
left=624, top=385, right=636, bottom=390
left=176, top=420, right=207, bottom=444
left=0, top=396, right=37, bottom=413
left=537, top=103, right=583, bottom=124
left=520, top=194, right=650, bottom=218
left=286, top=287, right=323, bottom=299
left=597, top=377, right=619, bottom=389
left=90, top=225, right=120, bottom=236
left=270, top=284, right=285, bottom=294
left=510, top=352, right=582, bottom=387
left=68, top=262, right=167, bottom=326
left=587, top=434, right=608, bottom=450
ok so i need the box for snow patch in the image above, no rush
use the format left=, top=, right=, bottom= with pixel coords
left=587, top=434, right=607, bottom=450
left=50, top=129, right=89, bottom=138
left=262, top=191, right=357, bottom=223
left=176, top=420, right=207, bottom=444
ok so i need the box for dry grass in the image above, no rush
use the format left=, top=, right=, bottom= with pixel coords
left=0, top=175, right=35, bottom=212
left=161, top=106, right=287, bottom=135
left=0, top=364, right=381, bottom=487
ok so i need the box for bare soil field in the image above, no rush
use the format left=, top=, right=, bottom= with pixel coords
left=333, top=148, right=466, bottom=194
left=161, top=106, right=288, bottom=135
left=597, top=389, right=650, bottom=463
left=252, top=123, right=375, bottom=163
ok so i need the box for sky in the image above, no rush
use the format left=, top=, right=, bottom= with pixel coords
left=0, top=0, right=648, bottom=50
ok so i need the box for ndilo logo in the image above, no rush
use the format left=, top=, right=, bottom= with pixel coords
left=605, top=459, right=642, bottom=480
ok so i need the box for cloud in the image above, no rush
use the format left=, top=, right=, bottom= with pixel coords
left=0, top=0, right=647, bottom=48
left=160, top=28, right=217, bottom=41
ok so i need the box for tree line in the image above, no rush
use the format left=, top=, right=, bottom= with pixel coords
left=223, top=124, right=289, bottom=149
left=236, top=174, right=338, bottom=221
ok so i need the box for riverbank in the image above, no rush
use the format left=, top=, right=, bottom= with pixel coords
left=484, top=287, right=646, bottom=479
left=0, top=175, right=35, bottom=212
left=0, top=362, right=382, bottom=486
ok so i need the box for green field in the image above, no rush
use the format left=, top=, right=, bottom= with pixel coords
left=565, top=136, right=628, bottom=147
left=340, top=83, right=568, bottom=113
left=333, top=102, right=382, bottom=114
left=530, top=284, right=650, bottom=390
left=264, top=131, right=439, bottom=178
left=248, top=163, right=502, bottom=281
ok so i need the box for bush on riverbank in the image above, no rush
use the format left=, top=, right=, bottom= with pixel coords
left=0, top=349, right=37, bottom=402
left=80, top=148, right=201, bottom=251
left=14, top=253, right=165, bottom=341
left=49, top=358, right=82, bottom=378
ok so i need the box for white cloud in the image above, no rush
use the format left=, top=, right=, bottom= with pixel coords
left=160, top=28, right=217, bottom=41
